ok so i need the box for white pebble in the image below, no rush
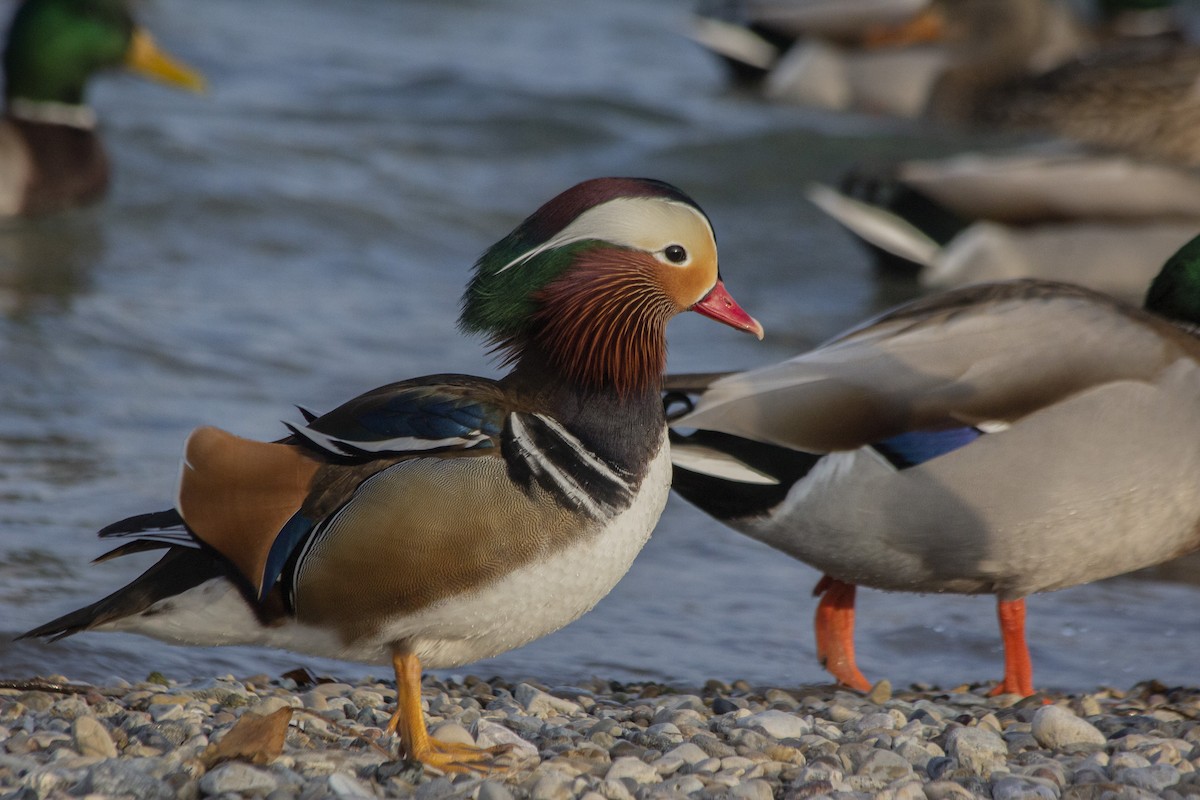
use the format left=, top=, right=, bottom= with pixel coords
left=945, top=726, right=1007, bottom=778
left=473, top=718, right=540, bottom=762
left=605, top=755, right=659, bottom=784
left=198, top=762, right=279, bottom=795
left=1031, top=705, right=1106, bottom=749
left=328, top=772, right=375, bottom=799
left=651, top=742, right=709, bottom=775
left=736, top=710, right=811, bottom=740
left=515, top=684, right=582, bottom=718
left=72, top=716, right=117, bottom=758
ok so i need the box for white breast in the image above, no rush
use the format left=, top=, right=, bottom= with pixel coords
left=375, top=433, right=672, bottom=668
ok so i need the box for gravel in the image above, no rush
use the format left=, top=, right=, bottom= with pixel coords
left=3, top=673, right=1200, bottom=798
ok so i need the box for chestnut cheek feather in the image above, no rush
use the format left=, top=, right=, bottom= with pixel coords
left=691, top=280, right=764, bottom=339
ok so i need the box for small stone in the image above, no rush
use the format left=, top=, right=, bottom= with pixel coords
left=473, top=719, right=539, bottom=762
left=249, top=696, right=297, bottom=718
left=83, top=761, right=175, bottom=800
left=946, top=726, right=1007, bottom=778
left=857, top=749, right=914, bottom=782
left=850, top=711, right=897, bottom=733
left=651, top=742, right=709, bottom=775
left=711, top=697, right=739, bottom=715
left=199, top=762, right=280, bottom=795
left=515, top=684, right=581, bottom=717
left=1032, top=705, right=1107, bottom=749
left=605, top=755, right=659, bottom=784
left=660, top=775, right=705, bottom=794
left=149, top=703, right=189, bottom=722
left=923, top=780, right=980, bottom=799
left=598, top=779, right=634, bottom=800
left=991, top=776, right=1058, bottom=800
left=328, top=772, right=375, bottom=798
left=73, top=716, right=117, bottom=758
left=1118, top=764, right=1182, bottom=793
left=827, top=703, right=859, bottom=723
left=736, top=709, right=811, bottom=740
left=349, top=690, right=386, bottom=710
left=726, top=778, right=774, bottom=800
left=865, top=679, right=892, bottom=704
left=429, top=722, right=475, bottom=747
left=478, top=780, right=516, bottom=800
left=690, top=733, right=736, bottom=759
left=530, top=771, right=574, bottom=800
left=1111, top=751, right=1152, bottom=771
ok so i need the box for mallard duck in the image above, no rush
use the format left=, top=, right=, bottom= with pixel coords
left=690, top=0, right=952, bottom=115
left=0, top=0, right=205, bottom=217
left=21, top=178, right=763, bottom=771
left=927, top=0, right=1200, bottom=165
left=690, top=0, right=1105, bottom=118
left=666, top=232, right=1200, bottom=696
left=808, top=147, right=1200, bottom=300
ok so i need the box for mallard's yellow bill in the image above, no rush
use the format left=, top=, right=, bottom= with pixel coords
left=125, top=27, right=206, bottom=92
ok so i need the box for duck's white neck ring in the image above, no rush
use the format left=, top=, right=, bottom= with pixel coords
left=7, top=98, right=97, bottom=130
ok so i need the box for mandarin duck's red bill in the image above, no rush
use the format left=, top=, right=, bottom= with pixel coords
left=666, top=233, right=1200, bottom=698
left=1, top=0, right=204, bottom=217
left=23, top=177, right=760, bottom=773
left=692, top=279, right=763, bottom=340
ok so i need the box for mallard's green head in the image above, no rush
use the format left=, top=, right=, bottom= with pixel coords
left=1145, top=233, right=1200, bottom=325
left=460, top=177, right=762, bottom=394
left=4, top=0, right=204, bottom=106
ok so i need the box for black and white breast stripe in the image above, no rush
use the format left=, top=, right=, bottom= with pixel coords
left=503, top=412, right=635, bottom=520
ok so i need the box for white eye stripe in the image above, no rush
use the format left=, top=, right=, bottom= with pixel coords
left=498, top=197, right=714, bottom=273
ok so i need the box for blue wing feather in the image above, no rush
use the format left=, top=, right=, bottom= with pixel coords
left=260, top=511, right=316, bottom=603
left=873, top=427, right=983, bottom=469
left=288, top=378, right=506, bottom=457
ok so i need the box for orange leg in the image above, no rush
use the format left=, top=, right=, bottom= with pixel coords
left=986, top=598, right=1036, bottom=697
left=386, top=650, right=511, bottom=773
left=813, top=575, right=872, bottom=692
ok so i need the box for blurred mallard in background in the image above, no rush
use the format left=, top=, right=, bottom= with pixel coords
left=928, top=0, right=1200, bottom=165
left=689, top=0, right=1106, bottom=117
left=690, top=0, right=953, bottom=116
left=808, top=147, right=1200, bottom=300
left=0, top=0, right=205, bottom=218
left=691, top=0, right=1194, bottom=139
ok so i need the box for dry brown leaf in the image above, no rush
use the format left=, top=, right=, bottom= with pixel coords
left=201, top=707, right=293, bottom=768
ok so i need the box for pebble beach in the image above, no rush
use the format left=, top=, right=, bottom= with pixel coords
left=3, top=671, right=1200, bottom=800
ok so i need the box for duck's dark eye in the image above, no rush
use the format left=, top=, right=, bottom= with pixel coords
left=664, top=245, right=687, bottom=263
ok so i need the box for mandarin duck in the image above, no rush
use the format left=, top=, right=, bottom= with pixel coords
left=666, top=232, right=1200, bottom=697
left=22, top=178, right=763, bottom=771
left=808, top=147, right=1200, bottom=300
left=0, top=0, right=205, bottom=217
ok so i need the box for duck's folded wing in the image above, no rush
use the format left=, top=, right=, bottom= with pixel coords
left=181, top=376, right=509, bottom=600
left=676, top=281, right=1199, bottom=452
left=896, top=151, right=1200, bottom=224
left=286, top=375, right=505, bottom=457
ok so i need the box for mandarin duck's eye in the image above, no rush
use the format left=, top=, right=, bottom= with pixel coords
left=664, top=245, right=688, bottom=264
